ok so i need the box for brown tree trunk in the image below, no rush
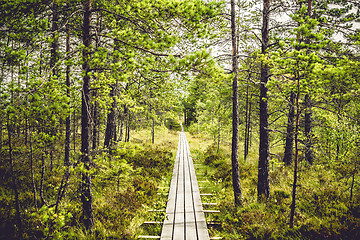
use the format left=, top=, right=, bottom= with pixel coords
left=29, top=127, right=37, bottom=209
left=152, top=114, right=155, bottom=144
left=283, top=90, right=296, bottom=165
left=7, top=115, right=23, bottom=238
left=304, top=0, right=313, bottom=165
left=125, top=111, right=130, bottom=142
left=56, top=23, right=72, bottom=214
left=92, top=91, right=99, bottom=150
left=304, top=94, right=313, bottom=164
left=244, top=73, right=252, bottom=161
left=290, top=70, right=301, bottom=228
left=230, top=0, right=242, bottom=206
left=104, top=85, right=117, bottom=148
left=50, top=2, right=59, bottom=76
left=80, top=0, right=94, bottom=229
left=258, top=0, right=271, bottom=201
left=40, top=153, right=48, bottom=206
left=65, top=25, right=71, bottom=167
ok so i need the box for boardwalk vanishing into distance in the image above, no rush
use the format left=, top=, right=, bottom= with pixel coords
left=160, top=125, right=210, bottom=240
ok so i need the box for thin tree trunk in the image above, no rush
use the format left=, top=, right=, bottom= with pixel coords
left=152, top=114, right=155, bottom=144
left=217, top=117, right=221, bottom=154
left=7, top=115, right=23, bottom=238
left=0, top=120, right=2, bottom=152
left=350, top=159, right=357, bottom=203
left=304, top=0, right=313, bottom=165
left=50, top=2, right=59, bottom=76
left=29, top=127, right=37, bottom=209
left=247, top=102, right=252, bottom=149
left=230, top=0, right=242, bottom=206
left=244, top=79, right=249, bottom=161
left=55, top=24, right=72, bottom=214
left=258, top=0, right=271, bottom=201
left=290, top=70, right=301, bottom=228
left=65, top=25, right=71, bottom=166
left=73, top=109, right=76, bottom=153
left=80, top=0, right=94, bottom=229
left=126, top=111, right=130, bottom=142
left=119, top=111, right=124, bottom=142
left=92, top=91, right=98, bottom=150
left=104, top=85, right=117, bottom=148
left=304, top=94, right=313, bottom=164
left=283, top=90, right=296, bottom=165
left=40, top=153, right=48, bottom=206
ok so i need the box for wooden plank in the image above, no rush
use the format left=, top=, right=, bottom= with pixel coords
left=173, top=134, right=185, bottom=239
left=184, top=136, right=197, bottom=239
left=138, top=236, right=160, bottom=239
left=160, top=135, right=181, bottom=240
left=184, top=133, right=210, bottom=240
left=160, top=131, right=211, bottom=240
left=203, top=210, right=221, bottom=213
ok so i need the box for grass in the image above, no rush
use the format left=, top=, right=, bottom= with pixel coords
left=186, top=131, right=360, bottom=240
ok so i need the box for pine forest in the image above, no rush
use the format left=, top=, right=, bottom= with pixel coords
left=0, top=0, right=359, bottom=239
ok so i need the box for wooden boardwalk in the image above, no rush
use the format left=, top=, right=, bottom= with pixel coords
left=160, top=127, right=210, bottom=240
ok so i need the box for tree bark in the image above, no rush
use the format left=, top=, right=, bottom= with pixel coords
left=152, top=114, right=155, bottom=144
left=56, top=22, right=72, bottom=214
left=230, top=0, right=242, bottom=206
left=304, top=94, right=313, bottom=164
left=50, top=2, right=59, bottom=77
left=80, top=0, right=94, bottom=229
left=104, top=85, right=117, bottom=148
left=304, top=0, right=314, bottom=165
left=283, top=90, right=296, bottom=165
left=290, top=70, right=301, bottom=228
left=65, top=25, right=71, bottom=167
left=7, top=115, right=23, bottom=238
left=258, top=0, right=271, bottom=201
left=29, top=127, right=37, bottom=209
left=92, top=91, right=98, bottom=150
left=40, top=153, right=48, bottom=206
left=244, top=73, right=252, bottom=161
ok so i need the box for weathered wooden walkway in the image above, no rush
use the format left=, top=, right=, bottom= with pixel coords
left=160, top=126, right=210, bottom=240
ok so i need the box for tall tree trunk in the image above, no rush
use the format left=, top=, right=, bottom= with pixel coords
left=119, top=112, right=124, bottom=142
left=29, top=127, right=37, bottom=209
left=7, top=115, right=23, bottom=238
left=304, top=94, right=313, bottom=164
left=152, top=114, right=155, bottom=144
left=92, top=91, right=99, bottom=150
left=125, top=111, right=130, bottom=142
left=244, top=73, right=252, bottom=161
left=73, top=109, right=76, bottom=153
left=56, top=24, right=72, bottom=214
left=104, top=85, right=117, bottom=148
left=247, top=102, right=252, bottom=149
left=80, top=0, right=94, bottom=229
left=304, top=0, right=313, bottom=165
left=40, top=153, right=48, bottom=206
left=65, top=25, right=71, bottom=167
left=217, top=117, right=221, bottom=154
left=50, top=2, right=59, bottom=76
left=283, top=90, right=296, bottom=165
left=230, top=0, right=242, bottom=206
left=290, top=70, right=301, bottom=228
left=258, top=0, right=271, bottom=201
left=350, top=159, right=357, bottom=203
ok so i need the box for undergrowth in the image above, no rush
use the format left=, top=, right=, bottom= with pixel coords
left=0, top=127, right=178, bottom=239
left=191, top=140, right=360, bottom=240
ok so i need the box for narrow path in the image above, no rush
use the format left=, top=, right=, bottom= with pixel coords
left=160, top=125, right=210, bottom=240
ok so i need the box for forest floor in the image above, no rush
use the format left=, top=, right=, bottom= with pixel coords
left=1, top=126, right=359, bottom=239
